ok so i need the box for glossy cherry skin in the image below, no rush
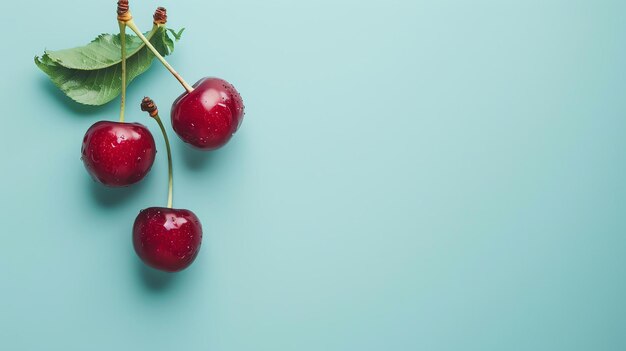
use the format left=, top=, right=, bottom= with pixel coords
left=171, top=77, right=245, bottom=150
left=133, top=207, right=203, bottom=272
left=81, top=121, right=156, bottom=187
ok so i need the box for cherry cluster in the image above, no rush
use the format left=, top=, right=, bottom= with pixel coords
left=81, top=1, right=245, bottom=272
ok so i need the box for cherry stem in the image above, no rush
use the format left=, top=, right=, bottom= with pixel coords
left=141, top=98, right=174, bottom=208
left=118, top=21, right=127, bottom=123
left=158, top=113, right=174, bottom=208
left=125, top=20, right=194, bottom=93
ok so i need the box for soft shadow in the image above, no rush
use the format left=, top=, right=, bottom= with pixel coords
left=88, top=176, right=148, bottom=208
left=181, top=143, right=218, bottom=171
left=137, top=262, right=176, bottom=291
left=40, top=77, right=108, bottom=116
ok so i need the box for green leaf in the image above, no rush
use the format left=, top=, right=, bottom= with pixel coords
left=167, top=28, right=185, bottom=41
left=35, top=26, right=183, bottom=106
left=43, top=30, right=151, bottom=70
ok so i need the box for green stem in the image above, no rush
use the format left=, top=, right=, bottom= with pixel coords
left=118, top=21, right=127, bottom=123
left=153, top=113, right=174, bottom=208
left=124, top=25, right=159, bottom=59
left=126, top=20, right=194, bottom=93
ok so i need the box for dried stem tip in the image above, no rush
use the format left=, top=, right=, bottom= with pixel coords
left=153, top=7, right=167, bottom=25
left=116, top=0, right=129, bottom=15
left=141, top=97, right=159, bottom=117
left=117, top=0, right=132, bottom=21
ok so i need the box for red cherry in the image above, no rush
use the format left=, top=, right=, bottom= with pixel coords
left=133, top=207, right=203, bottom=272
left=171, top=77, right=245, bottom=150
left=81, top=121, right=156, bottom=187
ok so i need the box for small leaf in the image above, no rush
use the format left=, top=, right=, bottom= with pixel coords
left=167, top=28, right=185, bottom=41
left=162, top=31, right=175, bottom=54
left=35, top=26, right=183, bottom=106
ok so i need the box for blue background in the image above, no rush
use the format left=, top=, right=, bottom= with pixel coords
left=2, top=0, right=626, bottom=349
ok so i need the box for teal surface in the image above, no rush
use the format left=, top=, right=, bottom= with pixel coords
left=2, top=0, right=626, bottom=350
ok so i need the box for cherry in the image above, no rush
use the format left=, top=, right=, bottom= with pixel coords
left=171, top=77, right=245, bottom=150
left=134, top=97, right=203, bottom=272
left=133, top=207, right=202, bottom=272
left=80, top=4, right=157, bottom=187
left=124, top=19, right=245, bottom=151
left=81, top=121, right=156, bottom=187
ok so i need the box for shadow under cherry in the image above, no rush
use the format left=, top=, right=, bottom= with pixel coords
left=136, top=261, right=177, bottom=291
left=180, top=142, right=219, bottom=171
left=87, top=175, right=150, bottom=208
